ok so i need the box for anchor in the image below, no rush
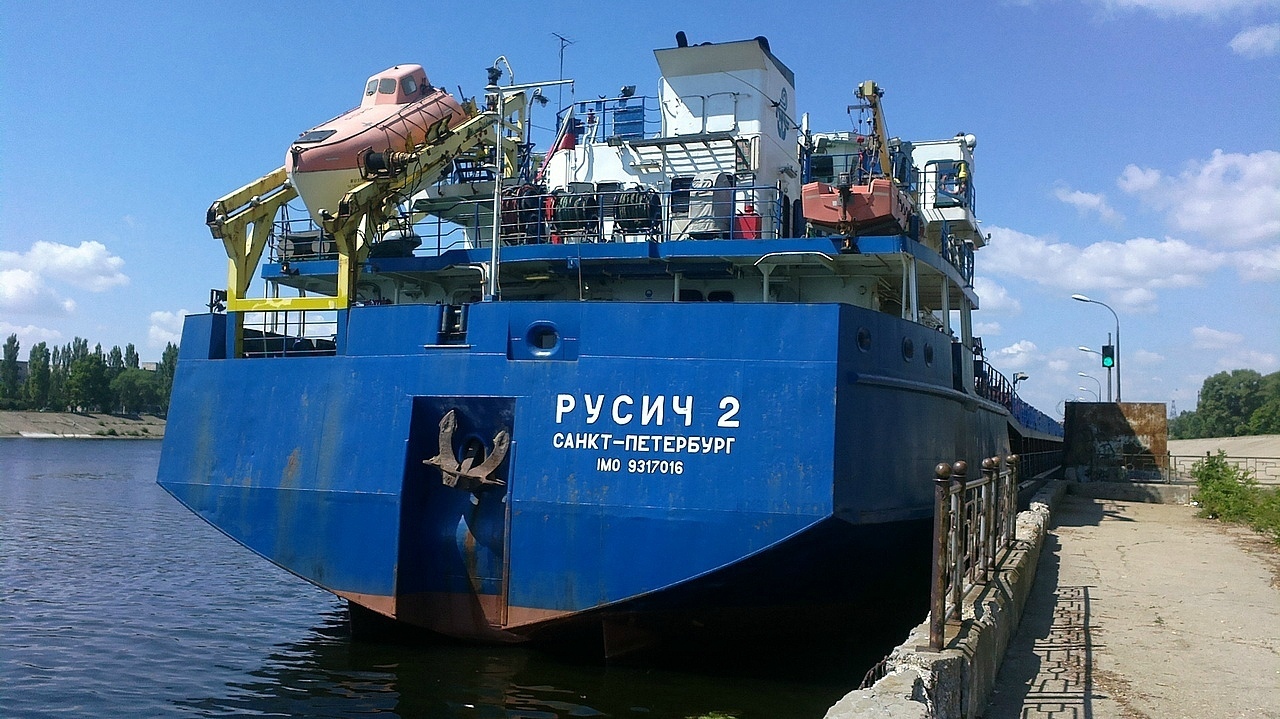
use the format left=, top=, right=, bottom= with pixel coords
left=423, top=409, right=509, bottom=493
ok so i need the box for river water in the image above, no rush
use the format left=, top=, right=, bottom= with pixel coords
left=1, top=438, right=879, bottom=718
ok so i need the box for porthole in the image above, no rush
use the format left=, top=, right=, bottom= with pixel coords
left=857, top=327, right=872, bottom=352
left=924, top=343, right=934, bottom=366
left=902, top=337, right=915, bottom=362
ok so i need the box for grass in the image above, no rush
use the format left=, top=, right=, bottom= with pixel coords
left=1193, top=451, right=1280, bottom=545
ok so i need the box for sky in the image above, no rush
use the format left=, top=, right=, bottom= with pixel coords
left=1, top=0, right=1277, bottom=418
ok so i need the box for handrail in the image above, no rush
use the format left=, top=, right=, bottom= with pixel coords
left=928, top=455, right=1020, bottom=651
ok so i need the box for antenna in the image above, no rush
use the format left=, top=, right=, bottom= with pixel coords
left=552, top=32, right=575, bottom=109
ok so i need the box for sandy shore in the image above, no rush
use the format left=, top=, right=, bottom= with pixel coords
left=0, top=410, right=166, bottom=438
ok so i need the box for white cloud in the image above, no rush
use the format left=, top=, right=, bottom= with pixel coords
left=1229, top=23, right=1280, bottom=56
left=1192, top=326, right=1280, bottom=371
left=1095, top=0, right=1280, bottom=17
left=974, top=321, right=1003, bottom=336
left=0, top=268, right=76, bottom=316
left=1231, top=349, right=1280, bottom=372
left=994, top=339, right=1038, bottom=370
left=0, top=240, right=128, bottom=319
left=148, top=309, right=189, bottom=348
left=0, top=322, right=64, bottom=348
left=1116, top=165, right=1161, bottom=193
left=0, top=240, right=129, bottom=291
left=982, top=226, right=1225, bottom=311
left=1119, top=150, right=1280, bottom=246
left=1132, top=349, right=1167, bottom=364
left=1054, top=185, right=1123, bottom=223
left=1230, top=245, right=1280, bottom=281
left=973, top=276, right=1022, bottom=314
left=148, top=311, right=188, bottom=344
left=1191, top=325, right=1243, bottom=349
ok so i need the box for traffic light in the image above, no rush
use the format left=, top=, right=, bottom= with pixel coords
left=1102, top=344, right=1115, bottom=368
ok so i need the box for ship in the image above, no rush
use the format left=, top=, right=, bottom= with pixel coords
left=158, top=34, right=1063, bottom=657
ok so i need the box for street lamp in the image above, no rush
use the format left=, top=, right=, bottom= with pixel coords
left=1077, top=386, right=1099, bottom=401
left=1013, top=372, right=1029, bottom=393
left=1077, top=371, right=1101, bottom=399
left=1077, top=346, right=1112, bottom=402
left=1071, top=294, right=1121, bottom=402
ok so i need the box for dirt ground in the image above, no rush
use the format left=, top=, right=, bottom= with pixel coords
left=984, top=495, right=1280, bottom=719
left=0, top=410, right=165, bottom=438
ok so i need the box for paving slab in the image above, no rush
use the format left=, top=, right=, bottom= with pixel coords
left=984, top=495, right=1280, bottom=719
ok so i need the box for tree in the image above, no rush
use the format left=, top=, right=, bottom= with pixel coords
left=124, top=343, right=139, bottom=370
left=158, top=342, right=179, bottom=413
left=1196, top=370, right=1264, bottom=438
left=107, top=345, right=125, bottom=379
left=24, top=342, right=51, bottom=409
left=1246, top=371, right=1280, bottom=435
left=47, top=345, right=66, bottom=411
left=111, top=368, right=160, bottom=415
left=1, top=334, right=20, bottom=400
left=67, top=355, right=110, bottom=413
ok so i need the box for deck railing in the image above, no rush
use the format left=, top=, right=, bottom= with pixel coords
left=928, top=455, right=1020, bottom=650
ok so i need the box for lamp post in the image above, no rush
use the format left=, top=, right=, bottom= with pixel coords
left=1013, top=372, right=1029, bottom=393
left=1071, top=294, right=1121, bottom=402
left=1077, top=346, right=1112, bottom=402
left=1077, top=386, right=1099, bottom=401
left=1077, top=372, right=1101, bottom=400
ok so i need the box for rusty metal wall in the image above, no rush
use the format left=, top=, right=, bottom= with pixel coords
left=1063, top=402, right=1168, bottom=482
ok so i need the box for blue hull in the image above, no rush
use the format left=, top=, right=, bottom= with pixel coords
left=158, top=300, right=1010, bottom=650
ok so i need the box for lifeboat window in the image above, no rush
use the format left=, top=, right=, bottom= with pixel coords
left=296, top=129, right=337, bottom=144
left=365, top=79, right=378, bottom=96
left=401, top=76, right=418, bottom=95
left=378, top=78, right=397, bottom=94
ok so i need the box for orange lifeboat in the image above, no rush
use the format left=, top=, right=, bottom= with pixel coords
left=286, top=64, right=466, bottom=222
left=801, top=177, right=913, bottom=236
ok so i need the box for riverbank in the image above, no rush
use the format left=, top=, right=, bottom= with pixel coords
left=0, top=410, right=165, bottom=438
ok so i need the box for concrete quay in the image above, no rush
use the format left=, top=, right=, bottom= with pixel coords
left=983, top=493, right=1280, bottom=719
left=826, top=482, right=1280, bottom=718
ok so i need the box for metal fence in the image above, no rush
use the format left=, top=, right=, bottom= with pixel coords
left=928, top=455, right=1020, bottom=651
left=1167, top=452, right=1280, bottom=486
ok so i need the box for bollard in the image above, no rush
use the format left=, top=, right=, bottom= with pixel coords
left=928, top=461, right=952, bottom=651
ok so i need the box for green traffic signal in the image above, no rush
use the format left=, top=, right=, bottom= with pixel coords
left=1102, top=344, right=1115, bottom=368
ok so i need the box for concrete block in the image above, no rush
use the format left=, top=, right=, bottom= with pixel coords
left=822, top=670, right=930, bottom=719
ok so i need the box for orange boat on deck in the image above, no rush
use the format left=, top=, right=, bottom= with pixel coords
left=286, top=64, right=466, bottom=222
left=801, top=176, right=913, bottom=236
left=800, top=80, right=915, bottom=237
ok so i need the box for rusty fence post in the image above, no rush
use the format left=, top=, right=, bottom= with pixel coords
left=982, top=456, right=998, bottom=581
left=949, top=460, right=968, bottom=617
left=929, top=461, right=952, bottom=651
left=1007, top=454, right=1019, bottom=545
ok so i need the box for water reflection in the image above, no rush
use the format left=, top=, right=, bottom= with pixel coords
left=186, top=607, right=859, bottom=718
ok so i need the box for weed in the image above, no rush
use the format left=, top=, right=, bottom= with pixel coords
left=1193, top=451, right=1280, bottom=545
